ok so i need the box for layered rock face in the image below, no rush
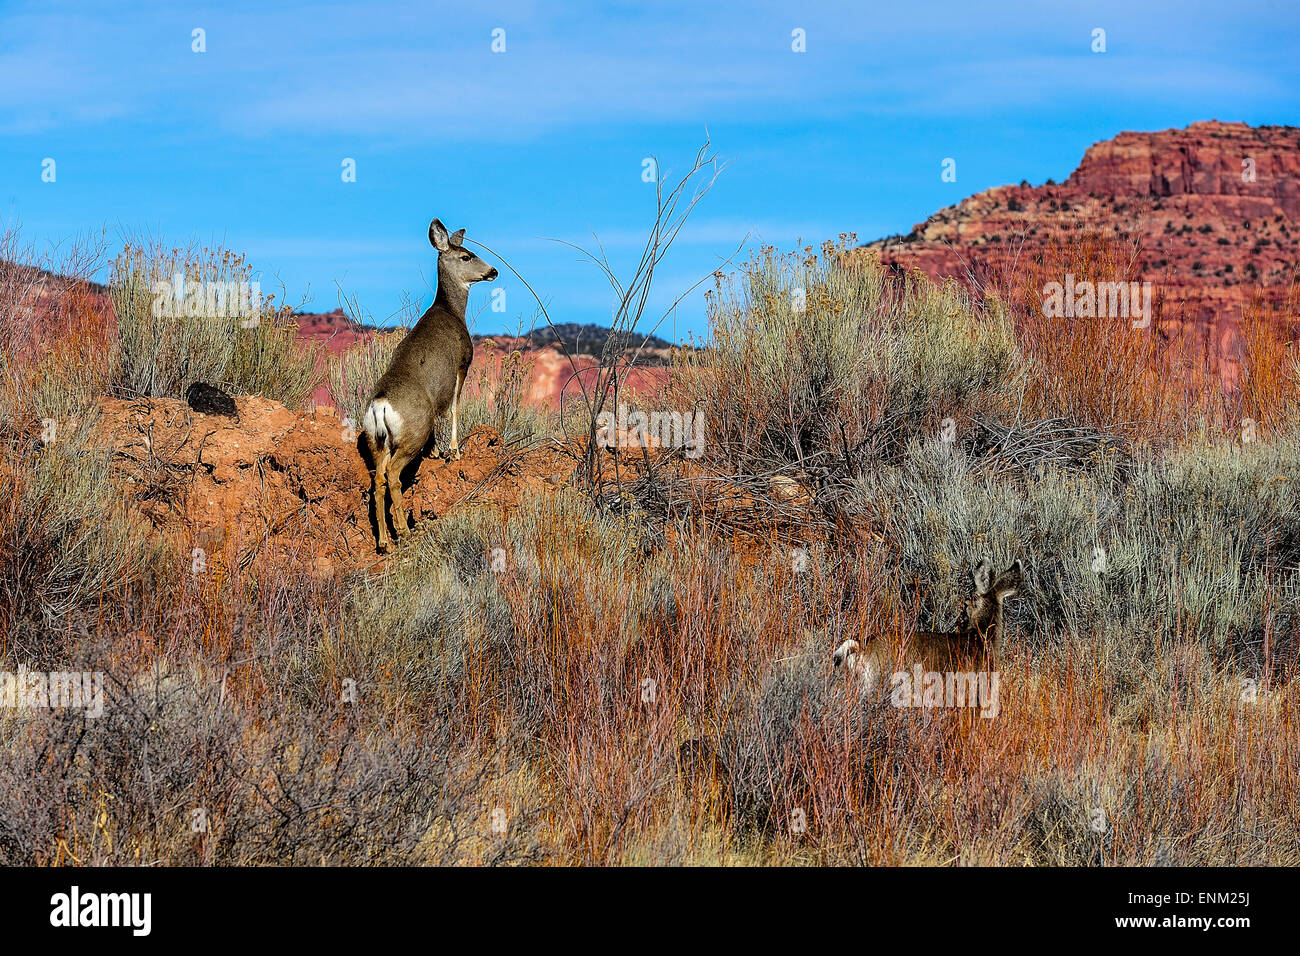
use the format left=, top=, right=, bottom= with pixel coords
left=868, top=121, right=1300, bottom=342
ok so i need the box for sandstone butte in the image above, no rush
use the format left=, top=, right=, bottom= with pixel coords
left=865, top=120, right=1300, bottom=361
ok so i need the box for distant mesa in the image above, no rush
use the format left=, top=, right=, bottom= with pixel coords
left=294, top=311, right=674, bottom=359
left=864, top=120, right=1300, bottom=346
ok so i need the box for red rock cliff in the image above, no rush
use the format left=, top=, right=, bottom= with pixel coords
left=868, top=121, right=1300, bottom=345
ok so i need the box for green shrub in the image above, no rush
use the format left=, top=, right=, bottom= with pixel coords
left=672, top=240, right=1022, bottom=473
left=0, top=411, right=164, bottom=651
left=109, top=242, right=321, bottom=407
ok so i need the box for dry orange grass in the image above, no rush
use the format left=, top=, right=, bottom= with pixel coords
left=994, top=229, right=1201, bottom=444
left=1237, top=281, right=1300, bottom=436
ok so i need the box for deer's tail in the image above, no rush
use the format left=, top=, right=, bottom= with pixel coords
left=362, top=396, right=400, bottom=461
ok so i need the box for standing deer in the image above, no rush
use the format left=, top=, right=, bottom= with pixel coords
left=361, top=218, right=498, bottom=552
left=833, top=557, right=1024, bottom=694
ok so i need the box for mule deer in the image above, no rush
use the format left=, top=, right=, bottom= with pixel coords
left=361, top=218, right=498, bottom=552
left=833, top=557, right=1024, bottom=694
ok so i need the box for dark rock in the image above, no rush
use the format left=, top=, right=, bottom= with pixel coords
left=185, top=382, right=238, bottom=418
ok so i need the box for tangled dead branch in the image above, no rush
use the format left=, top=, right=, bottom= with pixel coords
left=965, top=413, right=1135, bottom=484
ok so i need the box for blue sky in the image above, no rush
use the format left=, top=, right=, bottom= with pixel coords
left=2, top=0, right=1297, bottom=341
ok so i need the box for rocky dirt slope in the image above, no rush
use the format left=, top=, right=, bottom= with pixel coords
left=93, top=396, right=569, bottom=575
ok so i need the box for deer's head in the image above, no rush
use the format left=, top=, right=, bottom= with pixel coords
left=957, top=556, right=1023, bottom=642
left=430, top=218, right=498, bottom=287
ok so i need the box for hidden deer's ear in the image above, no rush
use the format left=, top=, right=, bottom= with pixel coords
left=449, top=228, right=465, bottom=248
left=429, top=219, right=450, bottom=251
left=972, top=556, right=993, bottom=595
left=993, top=559, right=1023, bottom=600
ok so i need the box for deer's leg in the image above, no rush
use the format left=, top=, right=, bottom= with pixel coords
left=372, top=449, right=391, bottom=554
left=449, top=369, right=465, bottom=461
left=387, top=449, right=412, bottom=539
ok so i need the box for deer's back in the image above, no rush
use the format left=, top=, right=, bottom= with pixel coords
left=873, top=630, right=992, bottom=674
left=374, top=306, right=472, bottom=418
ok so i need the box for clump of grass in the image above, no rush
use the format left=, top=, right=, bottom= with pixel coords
left=226, top=311, right=323, bottom=409
left=109, top=241, right=321, bottom=407
left=0, top=656, right=544, bottom=865
left=459, top=340, right=543, bottom=445
left=0, top=225, right=109, bottom=431
left=0, top=418, right=160, bottom=651
left=998, top=228, right=1199, bottom=444
left=862, top=430, right=1300, bottom=672
left=0, top=236, right=164, bottom=650
left=1237, top=281, right=1300, bottom=435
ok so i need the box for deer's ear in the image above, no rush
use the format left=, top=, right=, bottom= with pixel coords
left=429, top=219, right=450, bottom=251
left=972, top=556, right=993, bottom=595
left=449, top=228, right=465, bottom=248
left=993, top=559, right=1023, bottom=600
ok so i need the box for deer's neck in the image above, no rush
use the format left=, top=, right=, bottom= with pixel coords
left=956, top=619, right=1000, bottom=658
left=433, top=268, right=470, bottom=322
left=977, top=619, right=1002, bottom=658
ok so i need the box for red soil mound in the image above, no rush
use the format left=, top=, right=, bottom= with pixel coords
left=93, top=395, right=568, bottom=576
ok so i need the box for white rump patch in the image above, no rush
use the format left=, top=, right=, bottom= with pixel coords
left=362, top=398, right=403, bottom=446
left=857, top=659, right=880, bottom=695
left=833, top=639, right=859, bottom=668
left=832, top=639, right=881, bottom=695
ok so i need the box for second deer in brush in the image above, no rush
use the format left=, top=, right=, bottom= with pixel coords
left=833, top=557, right=1024, bottom=694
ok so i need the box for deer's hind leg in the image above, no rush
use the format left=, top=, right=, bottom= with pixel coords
left=371, top=444, right=392, bottom=554
left=386, top=444, right=418, bottom=541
